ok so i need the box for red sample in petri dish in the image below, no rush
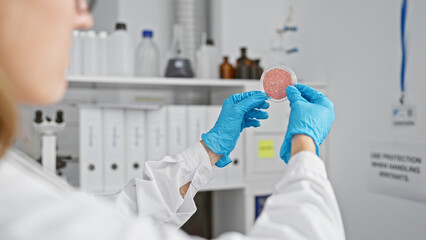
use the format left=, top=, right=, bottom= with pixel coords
left=260, top=65, right=297, bottom=102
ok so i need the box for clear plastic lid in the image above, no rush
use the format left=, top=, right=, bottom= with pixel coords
left=260, top=65, right=297, bottom=102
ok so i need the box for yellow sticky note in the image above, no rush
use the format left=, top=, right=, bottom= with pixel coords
left=258, top=140, right=275, bottom=159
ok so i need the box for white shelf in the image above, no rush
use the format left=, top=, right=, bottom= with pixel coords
left=68, top=75, right=259, bottom=88
left=67, top=75, right=327, bottom=88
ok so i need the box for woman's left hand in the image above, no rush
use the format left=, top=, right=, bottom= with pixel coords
left=202, top=91, right=269, bottom=167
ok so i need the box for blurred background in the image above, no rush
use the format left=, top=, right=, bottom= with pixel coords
left=15, top=0, right=426, bottom=239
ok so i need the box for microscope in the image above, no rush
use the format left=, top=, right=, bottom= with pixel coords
left=33, top=110, right=67, bottom=175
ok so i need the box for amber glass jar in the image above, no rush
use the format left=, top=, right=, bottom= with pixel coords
left=220, top=56, right=235, bottom=79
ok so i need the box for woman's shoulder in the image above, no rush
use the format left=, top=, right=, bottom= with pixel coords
left=0, top=148, right=75, bottom=196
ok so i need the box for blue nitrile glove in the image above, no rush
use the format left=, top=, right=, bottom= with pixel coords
left=280, top=84, right=335, bottom=163
left=202, top=91, right=270, bottom=167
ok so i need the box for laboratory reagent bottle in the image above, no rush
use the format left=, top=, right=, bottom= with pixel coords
left=68, top=30, right=82, bottom=75
left=196, top=38, right=220, bottom=79
left=107, top=23, right=133, bottom=76
left=98, top=31, right=108, bottom=76
left=236, top=47, right=253, bottom=79
left=250, top=59, right=263, bottom=80
left=135, top=30, right=160, bottom=77
left=82, top=30, right=99, bottom=76
left=220, top=56, right=235, bottom=79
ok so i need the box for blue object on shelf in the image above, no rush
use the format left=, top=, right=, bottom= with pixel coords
left=284, top=26, right=298, bottom=32
left=142, top=30, right=153, bottom=38
left=254, top=194, right=271, bottom=221
left=286, top=47, right=299, bottom=54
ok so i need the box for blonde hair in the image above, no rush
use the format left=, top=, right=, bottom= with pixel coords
left=0, top=69, right=17, bottom=157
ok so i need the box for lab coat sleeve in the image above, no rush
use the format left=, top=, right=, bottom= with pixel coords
left=102, top=150, right=344, bottom=240
left=223, top=151, right=346, bottom=240
left=101, top=142, right=213, bottom=230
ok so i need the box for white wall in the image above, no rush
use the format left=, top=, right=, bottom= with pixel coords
left=210, top=0, right=324, bottom=81
left=214, top=0, right=426, bottom=239
left=325, top=1, right=426, bottom=239
left=92, top=0, right=175, bottom=70
left=91, top=0, right=118, bottom=33
left=118, top=0, right=174, bottom=61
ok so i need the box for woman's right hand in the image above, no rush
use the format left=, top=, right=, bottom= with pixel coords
left=280, top=84, right=335, bottom=163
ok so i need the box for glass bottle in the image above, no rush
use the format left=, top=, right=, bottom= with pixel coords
left=250, top=59, right=263, bottom=79
left=236, top=47, right=252, bottom=79
left=135, top=30, right=160, bottom=77
left=220, top=56, right=235, bottom=79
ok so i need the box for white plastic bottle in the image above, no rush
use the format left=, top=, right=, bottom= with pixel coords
left=98, top=31, right=108, bottom=76
left=135, top=30, right=160, bottom=77
left=82, top=30, right=99, bottom=76
left=68, top=30, right=82, bottom=76
left=108, top=23, right=133, bottom=77
left=196, top=35, right=219, bottom=79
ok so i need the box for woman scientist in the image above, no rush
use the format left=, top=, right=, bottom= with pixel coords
left=0, top=0, right=345, bottom=239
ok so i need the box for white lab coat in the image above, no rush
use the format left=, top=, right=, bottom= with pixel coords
left=0, top=143, right=345, bottom=240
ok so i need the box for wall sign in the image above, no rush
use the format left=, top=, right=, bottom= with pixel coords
left=368, top=140, right=426, bottom=203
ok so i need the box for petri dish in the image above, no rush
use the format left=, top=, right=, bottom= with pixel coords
left=260, top=65, right=297, bottom=102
